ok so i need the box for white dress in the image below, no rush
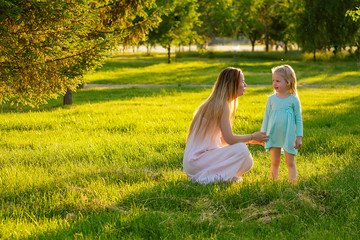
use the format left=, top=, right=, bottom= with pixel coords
left=183, top=119, right=253, bottom=184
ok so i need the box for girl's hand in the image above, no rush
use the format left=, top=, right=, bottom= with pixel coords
left=252, top=131, right=268, bottom=143
left=294, top=136, right=302, bottom=149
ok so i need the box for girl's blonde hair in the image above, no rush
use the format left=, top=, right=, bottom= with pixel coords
left=272, top=65, right=298, bottom=96
left=186, top=67, right=242, bottom=143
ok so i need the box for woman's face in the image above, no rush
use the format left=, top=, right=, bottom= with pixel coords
left=237, top=73, right=247, bottom=97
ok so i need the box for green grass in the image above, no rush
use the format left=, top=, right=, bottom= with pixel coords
left=1, top=52, right=360, bottom=239
left=85, top=51, right=360, bottom=87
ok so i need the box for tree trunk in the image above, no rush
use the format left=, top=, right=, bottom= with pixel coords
left=357, top=45, right=360, bottom=67
left=167, top=46, right=171, bottom=64
left=265, top=33, right=269, bottom=52
left=284, top=41, right=288, bottom=54
left=251, top=40, right=255, bottom=52
left=189, top=43, right=191, bottom=52
left=64, top=88, right=72, bottom=105
left=313, top=49, right=316, bottom=61
left=333, top=45, right=338, bottom=56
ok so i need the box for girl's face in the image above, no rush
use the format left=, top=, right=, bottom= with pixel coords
left=237, top=73, right=247, bottom=97
left=272, top=72, right=289, bottom=94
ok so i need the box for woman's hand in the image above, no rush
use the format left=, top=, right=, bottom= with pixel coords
left=249, top=140, right=265, bottom=146
left=249, top=132, right=268, bottom=145
left=294, top=136, right=302, bottom=149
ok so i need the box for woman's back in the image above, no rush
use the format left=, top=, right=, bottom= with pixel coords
left=183, top=118, right=222, bottom=162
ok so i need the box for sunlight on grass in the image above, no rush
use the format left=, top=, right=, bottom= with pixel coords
left=300, top=71, right=360, bottom=85
left=299, top=73, right=328, bottom=84
left=1, top=85, right=360, bottom=238
left=2, top=49, right=360, bottom=238
left=84, top=54, right=359, bottom=87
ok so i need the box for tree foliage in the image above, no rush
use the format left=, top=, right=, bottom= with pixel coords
left=0, top=0, right=161, bottom=106
left=269, top=0, right=297, bottom=53
left=234, top=0, right=264, bottom=52
left=196, top=0, right=234, bottom=47
left=296, top=0, right=359, bottom=60
left=346, top=4, right=360, bottom=65
left=1, top=0, right=360, bottom=108
left=148, top=0, right=201, bottom=63
left=254, top=0, right=276, bottom=52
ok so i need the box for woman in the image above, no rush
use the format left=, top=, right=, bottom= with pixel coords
left=183, top=67, right=268, bottom=184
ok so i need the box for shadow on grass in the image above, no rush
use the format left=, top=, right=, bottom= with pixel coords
left=86, top=53, right=359, bottom=87
left=2, top=83, right=360, bottom=238
left=23, top=157, right=360, bottom=239
left=14, top=168, right=275, bottom=239
left=87, top=61, right=281, bottom=86
left=301, top=94, right=360, bottom=155
left=22, top=177, right=228, bottom=239
left=4, top=88, right=359, bottom=238
left=98, top=55, right=170, bottom=71
left=73, top=87, right=208, bottom=105
left=0, top=87, right=210, bottom=114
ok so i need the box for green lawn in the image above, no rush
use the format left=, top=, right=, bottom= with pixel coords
left=1, top=52, right=360, bottom=239
left=85, top=51, right=360, bottom=86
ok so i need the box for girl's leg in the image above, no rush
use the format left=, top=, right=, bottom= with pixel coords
left=270, top=147, right=281, bottom=180
left=284, top=151, right=297, bottom=181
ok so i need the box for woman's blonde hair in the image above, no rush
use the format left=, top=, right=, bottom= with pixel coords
left=186, top=67, right=242, bottom=143
left=272, top=65, right=298, bottom=96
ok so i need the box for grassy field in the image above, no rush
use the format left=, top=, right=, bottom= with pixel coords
left=85, top=51, right=360, bottom=86
left=1, top=52, right=360, bottom=239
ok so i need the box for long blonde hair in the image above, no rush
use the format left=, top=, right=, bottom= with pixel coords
left=272, top=65, right=298, bottom=96
left=186, top=67, right=242, bottom=143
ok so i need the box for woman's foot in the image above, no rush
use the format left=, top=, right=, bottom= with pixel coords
left=231, top=176, right=243, bottom=183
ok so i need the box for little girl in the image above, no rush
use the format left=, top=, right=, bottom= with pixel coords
left=261, top=65, right=303, bottom=181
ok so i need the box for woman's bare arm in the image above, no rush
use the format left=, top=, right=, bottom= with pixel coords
left=220, top=103, right=268, bottom=145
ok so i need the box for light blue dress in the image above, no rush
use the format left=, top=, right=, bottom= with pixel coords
left=261, top=94, right=303, bottom=155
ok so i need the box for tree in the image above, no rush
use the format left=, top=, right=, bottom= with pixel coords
left=347, top=4, right=360, bottom=66
left=296, top=0, right=359, bottom=60
left=295, top=0, right=326, bottom=61
left=0, top=0, right=161, bottom=106
left=196, top=0, right=234, bottom=49
left=322, top=0, right=359, bottom=56
left=254, top=0, right=276, bottom=52
left=148, top=0, right=200, bottom=63
left=234, top=0, right=264, bottom=52
left=236, top=0, right=277, bottom=53
left=269, top=0, right=298, bottom=53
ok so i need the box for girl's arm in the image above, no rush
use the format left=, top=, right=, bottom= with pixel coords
left=294, top=97, right=303, bottom=137
left=294, top=97, right=303, bottom=149
left=220, top=102, right=267, bottom=145
left=261, top=97, right=271, bottom=133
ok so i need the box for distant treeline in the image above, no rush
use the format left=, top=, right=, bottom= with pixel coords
left=146, top=0, right=360, bottom=62
left=0, top=0, right=359, bottom=106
